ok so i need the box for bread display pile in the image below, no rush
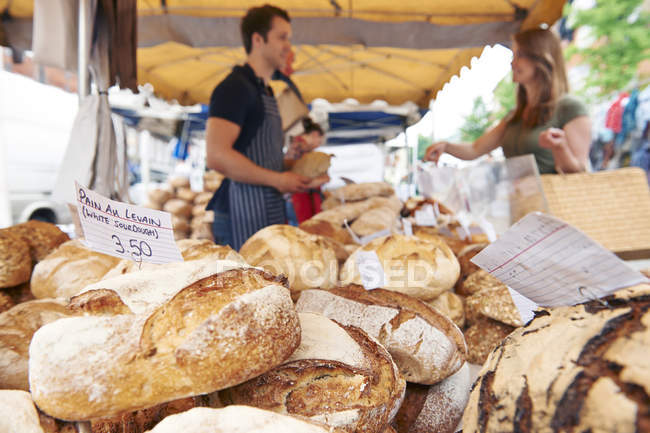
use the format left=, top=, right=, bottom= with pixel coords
left=144, top=171, right=224, bottom=241
left=462, top=284, right=650, bottom=432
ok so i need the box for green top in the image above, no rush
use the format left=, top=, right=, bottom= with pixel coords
left=501, top=95, right=589, bottom=174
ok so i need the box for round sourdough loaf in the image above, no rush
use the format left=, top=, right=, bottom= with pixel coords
left=299, top=219, right=354, bottom=245
left=331, top=182, right=395, bottom=202
left=29, top=268, right=301, bottom=420
left=425, top=291, right=465, bottom=329
left=146, top=406, right=344, bottom=433
left=392, top=363, right=471, bottom=433
left=220, top=312, right=406, bottom=433
left=30, top=239, right=121, bottom=299
left=462, top=284, right=650, bottom=433
left=349, top=206, right=398, bottom=237
left=296, top=286, right=467, bottom=384
left=290, top=151, right=333, bottom=178
left=340, top=234, right=460, bottom=300
left=0, top=299, right=78, bottom=390
left=0, top=230, right=31, bottom=288
left=0, top=390, right=45, bottom=433
left=5, top=220, right=69, bottom=262
left=239, top=225, right=338, bottom=293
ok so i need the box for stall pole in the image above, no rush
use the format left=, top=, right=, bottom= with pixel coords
left=77, top=0, right=91, bottom=102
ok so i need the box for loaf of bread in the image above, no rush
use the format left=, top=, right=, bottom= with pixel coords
left=239, top=225, right=338, bottom=294
left=2, top=281, right=35, bottom=304
left=296, top=286, right=466, bottom=384
left=311, top=200, right=375, bottom=226
left=0, top=230, right=32, bottom=288
left=220, top=312, right=406, bottom=433
left=454, top=243, right=487, bottom=291
left=392, top=363, right=471, bottom=433
left=464, top=283, right=522, bottom=327
left=0, top=299, right=78, bottom=390
left=350, top=206, right=398, bottom=237
left=194, top=191, right=213, bottom=207
left=331, top=182, right=395, bottom=202
left=463, top=317, right=515, bottom=365
left=426, top=291, right=465, bottom=329
left=412, top=226, right=469, bottom=256
left=290, top=151, right=332, bottom=178
left=30, top=268, right=301, bottom=420
left=169, top=176, right=190, bottom=189
left=299, top=219, right=354, bottom=245
left=5, top=220, right=69, bottom=262
left=70, top=259, right=257, bottom=316
left=146, top=406, right=344, bottom=433
left=30, top=239, right=121, bottom=299
left=340, top=234, right=460, bottom=300
left=462, top=284, right=650, bottom=433
left=0, top=390, right=46, bottom=433
left=147, top=189, right=173, bottom=206
left=176, top=187, right=198, bottom=203
left=163, top=199, right=193, bottom=219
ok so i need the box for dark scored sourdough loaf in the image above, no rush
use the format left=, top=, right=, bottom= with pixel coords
left=29, top=269, right=301, bottom=421
left=296, top=285, right=466, bottom=384
left=220, top=312, right=406, bottom=433
left=462, top=284, right=650, bottom=433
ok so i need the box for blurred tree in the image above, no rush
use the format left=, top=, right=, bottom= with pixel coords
left=492, top=73, right=516, bottom=121
left=565, top=0, right=649, bottom=95
left=459, top=96, right=492, bottom=142
left=417, top=134, right=432, bottom=160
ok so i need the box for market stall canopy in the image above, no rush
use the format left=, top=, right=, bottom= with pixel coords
left=0, top=0, right=566, bottom=107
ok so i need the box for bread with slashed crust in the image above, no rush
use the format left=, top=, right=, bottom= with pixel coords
left=29, top=269, right=301, bottom=421
left=220, top=312, right=406, bottom=433
left=296, top=285, right=466, bottom=384
left=0, top=230, right=32, bottom=288
left=340, top=234, right=460, bottom=300
left=299, top=218, right=354, bottom=245
left=5, top=221, right=69, bottom=263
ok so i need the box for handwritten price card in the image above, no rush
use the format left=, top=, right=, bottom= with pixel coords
left=75, top=182, right=183, bottom=264
left=471, top=212, right=648, bottom=307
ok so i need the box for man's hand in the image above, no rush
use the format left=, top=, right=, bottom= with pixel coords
left=306, top=174, right=330, bottom=189
left=274, top=172, right=311, bottom=194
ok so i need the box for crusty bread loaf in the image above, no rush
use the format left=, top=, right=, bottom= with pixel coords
left=290, top=151, right=332, bottom=178
left=464, top=283, right=522, bottom=327
left=239, top=225, right=338, bottom=294
left=194, top=191, right=213, bottom=206
left=340, top=234, right=460, bottom=300
left=0, top=390, right=46, bottom=433
left=163, top=199, right=193, bottom=219
left=331, top=182, right=395, bottom=202
left=296, top=286, right=466, bottom=384
left=0, top=292, right=13, bottom=314
left=169, top=176, right=190, bottom=189
left=350, top=206, right=398, bottom=237
left=5, top=221, right=69, bottom=263
left=220, top=312, right=406, bottom=433
left=412, top=226, right=469, bottom=256
left=311, top=200, right=375, bottom=226
left=392, top=363, right=471, bottom=433
left=30, top=239, right=121, bottom=299
left=462, top=284, right=650, bottom=433
left=0, top=299, right=78, bottom=390
left=365, top=196, right=403, bottom=214
left=454, top=243, right=487, bottom=291
left=146, top=406, right=344, bottom=433
left=176, top=187, right=198, bottom=203
left=0, top=230, right=32, bottom=288
left=458, top=269, right=502, bottom=296
left=70, top=259, right=255, bottom=316
left=147, top=189, right=173, bottom=206
left=30, top=268, right=301, bottom=421
left=299, top=218, right=354, bottom=245
left=463, top=317, right=514, bottom=365
left=425, top=291, right=465, bottom=329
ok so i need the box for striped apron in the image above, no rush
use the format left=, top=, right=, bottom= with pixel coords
left=229, top=92, right=286, bottom=250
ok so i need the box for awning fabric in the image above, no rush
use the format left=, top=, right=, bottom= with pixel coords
left=1, top=0, right=566, bottom=107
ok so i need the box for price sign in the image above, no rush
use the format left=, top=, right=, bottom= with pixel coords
left=75, top=182, right=183, bottom=264
left=355, top=250, right=385, bottom=290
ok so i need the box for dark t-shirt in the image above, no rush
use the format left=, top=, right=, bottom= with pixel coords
left=207, top=64, right=271, bottom=212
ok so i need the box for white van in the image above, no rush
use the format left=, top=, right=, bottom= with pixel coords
left=0, top=71, right=77, bottom=224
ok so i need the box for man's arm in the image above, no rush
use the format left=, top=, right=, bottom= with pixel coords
left=205, top=117, right=309, bottom=193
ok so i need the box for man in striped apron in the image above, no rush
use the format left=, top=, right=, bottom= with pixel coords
left=205, top=5, right=310, bottom=250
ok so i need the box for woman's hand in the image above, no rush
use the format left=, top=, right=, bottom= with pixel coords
left=423, top=141, right=449, bottom=163
left=306, top=174, right=330, bottom=189
left=538, top=127, right=567, bottom=150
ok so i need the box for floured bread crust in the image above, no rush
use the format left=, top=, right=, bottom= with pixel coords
left=296, top=286, right=466, bottom=384
left=462, top=284, right=650, bottom=433
left=220, top=313, right=406, bottom=433
left=0, top=390, right=45, bottom=433
left=340, top=234, right=460, bottom=300
left=146, top=406, right=344, bottom=433
left=29, top=269, right=301, bottom=421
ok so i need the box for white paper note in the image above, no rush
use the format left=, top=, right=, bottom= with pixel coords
left=355, top=250, right=385, bottom=290
left=402, top=218, right=414, bottom=237
left=75, top=182, right=183, bottom=264
left=471, top=212, right=648, bottom=307
left=414, top=204, right=437, bottom=226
